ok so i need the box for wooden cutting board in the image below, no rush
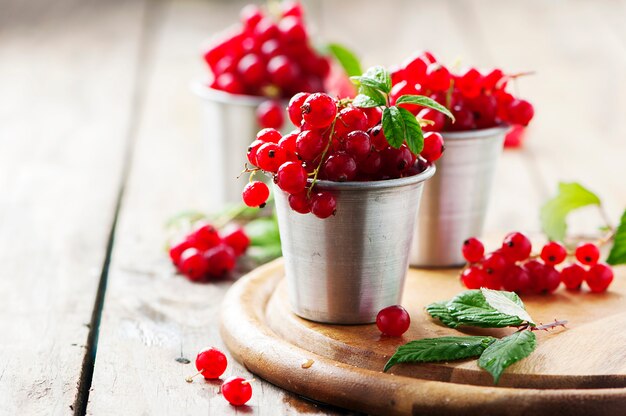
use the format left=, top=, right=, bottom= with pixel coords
left=220, top=259, right=626, bottom=415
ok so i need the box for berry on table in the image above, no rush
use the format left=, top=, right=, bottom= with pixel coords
left=462, top=237, right=484, bottom=263
left=501, top=265, right=531, bottom=293
left=586, top=263, right=614, bottom=292
left=540, top=241, right=567, bottom=265
left=560, top=263, right=586, bottom=290
left=575, top=242, right=600, bottom=265
left=221, top=377, right=253, bottom=406
left=186, top=347, right=228, bottom=382
left=169, top=239, right=193, bottom=267
left=204, top=244, right=236, bottom=277
left=460, top=266, right=486, bottom=289
left=179, top=248, right=210, bottom=281
left=482, top=251, right=509, bottom=275
left=501, top=232, right=532, bottom=262
left=376, top=305, right=411, bottom=336
left=242, top=181, right=270, bottom=208
left=222, top=227, right=250, bottom=257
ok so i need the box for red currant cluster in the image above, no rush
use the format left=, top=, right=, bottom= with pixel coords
left=187, top=347, right=252, bottom=406
left=460, top=233, right=615, bottom=294
left=204, top=2, right=330, bottom=99
left=242, top=92, right=442, bottom=218
left=169, top=224, right=250, bottom=281
left=391, top=51, right=534, bottom=132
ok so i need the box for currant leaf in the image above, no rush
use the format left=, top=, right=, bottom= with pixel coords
left=353, top=84, right=386, bottom=107
left=540, top=182, right=601, bottom=241
left=398, top=107, right=424, bottom=155
left=478, top=330, right=537, bottom=384
left=607, top=209, right=626, bottom=265
left=395, top=94, right=455, bottom=121
left=383, top=336, right=496, bottom=372
left=326, top=43, right=362, bottom=77
left=447, top=290, right=526, bottom=328
left=425, top=301, right=461, bottom=328
left=350, top=66, right=391, bottom=94
left=382, top=106, right=405, bottom=148
left=480, top=288, right=535, bottom=326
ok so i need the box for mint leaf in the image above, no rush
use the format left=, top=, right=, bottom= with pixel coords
left=382, top=106, right=404, bottom=148
left=425, top=302, right=461, bottom=328
left=395, top=95, right=455, bottom=121
left=353, top=94, right=381, bottom=108
left=607, top=209, right=626, bottom=265
left=398, top=107, right=424, bottom=155
left=540, top=182, right=601, bottom=241
left=384, top=336, right=495, bottom=372
left=478, top=330, right=537, bottom=384
left=351, top=66, right=391, bottom=94
left=448, top=290, right=525, bottom=328
left=353, top=84, right=386, bottom=107
left=481, top=288, right=535, bottom=326
left=326, top=43, right=362, bottom=77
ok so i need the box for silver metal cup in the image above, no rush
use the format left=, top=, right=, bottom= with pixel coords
left=192, top=83, right=287, bottom=207
left=274, top=165, right=436, bottom=324
left=410, top=126, right=509, bottom=267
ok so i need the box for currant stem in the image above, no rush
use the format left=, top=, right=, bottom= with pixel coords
left=185, top=370, right=204, bottom=383
left=241, top=378, right=256, bottom=385
left=307, top=117, right=338, bottom=197
left=530, top=319, right=568, bottom=331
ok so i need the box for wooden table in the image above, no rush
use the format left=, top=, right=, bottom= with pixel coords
left=1, top=0, right=624, bottom=414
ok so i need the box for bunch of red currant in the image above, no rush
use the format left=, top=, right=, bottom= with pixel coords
left=169, top=224, right=250, bottom=281
left=186, top=347, right=253, bottom=406
left=241, top=91, right=444, bottom=218
left=460, top=233, right=614, bottom=294
left=391, top=51, right=534, bottom=133
left=204, top=2, right=330, bottom=99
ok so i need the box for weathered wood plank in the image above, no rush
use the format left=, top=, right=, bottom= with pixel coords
left=0, top=0, right=146, bottom=414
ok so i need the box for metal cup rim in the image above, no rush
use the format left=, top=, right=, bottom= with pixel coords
left=441, top=125, right=512, bottom=140
left=307, top=163, right=436, bottom=191
left=190, top=80, right=289, bottom=107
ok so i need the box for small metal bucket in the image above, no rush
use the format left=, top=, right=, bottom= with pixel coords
left=192, top=82, right=286, bottom=207
left=274, top=165, right=436, bottom=324
left=410, top=126, right=509, bottom=267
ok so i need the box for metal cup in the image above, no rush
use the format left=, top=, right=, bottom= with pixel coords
left=274, top=165, right=436, bottom=324
left=410, top=126, right=509, bottom=267
left=192, top=83, right=286, bottom=207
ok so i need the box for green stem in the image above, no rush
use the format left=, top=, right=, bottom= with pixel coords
left=307, top=118, right=338, bottom=197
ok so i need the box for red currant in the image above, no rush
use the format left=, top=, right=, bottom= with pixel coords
left=311, top=192, right=336, bottom=218
left=267, top=55, right=298, bottom=87
left=256, top=100, right=284, bottom=129
left=482, top=251, right=509, bottom=274
left=540, top=241, right=567, bottom=265
left=421, top=132, right=445, bottom=162
left=462, top=237, right=484, bottom=263
left=237, top=53, right=265, bottom=85
left=585, top=263, right=613, bottom=292
left=424, top=63, right=451, bottom=91
left=242, top=181, right=270, bottom=207
left=296, top=129, right=326, bottom=162
left=376, top=305, right=410, bottom=336
left=278, top=132, right=298, bottom=160
left=456, top=67, right=483, bottom=98
left=189, top=224, right=221, bottom=250
left=213, top=73, right=244, bottom=95
left=506, top=99, right=534, bottom=126
left=195, top=347, right=228, bottom=379
left=287, top=92, right=309, bottom=126
left=276, top=161, right=308, bottom=194
left=256, top=127, right=282, bottom=143
left=204, top=244, right=236, bottom=277
left=222, top=227, right=250, bottom=257
left=501, top=265, right=531, bottom=293
left=460, top=266, right=486, bottom=289
left=482, top=68, right=506, bottom=90
left=179, top=248, right=210, bottom=281
left=560, top=263, right=585, bottom=290
left=255, top=142, right=287, bottom=173
left=240, top=5, right=263, bottom=31
left=281, top=0, right=303, bottom=18
left=575, top=242, right=600, bottom=265
left=344, top=130, right=371, bottom=160
left=288, top=191, right=312, bottom=214
left=501, top=232, right=532, bottom=262
left=221, top=377, right=253, bottom=406
left=368, top=125, right=388, bottom=151
left=333, top=107, right=368, bottom=139
left=278, top=16, right=306, bottom=43
left=301, top=93, right=337, bottom=128
left=362, top=106, right=382, bottom=128
left=247, top=139, right=264, bottom=166
left=169, top=239, right=193, bottom=267
left=322, top=152, right=357, bottom=182
left=359, top=150, right=382, bottom=176
left=417, top=108, right=445, bottom=132
left=381, top=145, right=413, bottom=177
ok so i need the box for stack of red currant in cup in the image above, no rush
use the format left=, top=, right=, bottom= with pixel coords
left=241, top=91, right=446, bottom=218
left=461, top=233, right=614, bottom=293
left=391, top=51, right=534, bottom=139
left=203, top=1, right=332, bottom=129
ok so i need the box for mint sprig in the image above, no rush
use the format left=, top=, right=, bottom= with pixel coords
left=385, top=289, right=559, bottom=384
left=349, top=66, right=454, bottom=154
left=607, top=210, right=626, bottom=265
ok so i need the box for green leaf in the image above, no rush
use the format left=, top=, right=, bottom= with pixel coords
left=447, top=290, right=526, bottom=328
left=244, top=217, right=281, bottom=247
left=384, top=336, right=496, bottom=372
left=395, top=95, right=455, bottom=121
left=425, top=302, right=461, bottom=328
left=478, top=330, right=537, bottom=384
left=382, top=106, right=404, bottom=148
left=481, top=288, right=535, bottom=325
left=353, top=94, right=383, bottom=108
left=326, top=43, right=362, bottom=77
left=607, top=209, right=626, bottom=265
left=350, top=65, right=391, bottom=94
left=398, top=107, right=424, bottom=155
left=246, top=244, right=282, bottom=263
left=540, top=182, right=602, bottom=241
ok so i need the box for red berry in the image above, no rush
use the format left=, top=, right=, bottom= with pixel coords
left=368, top=125, right=388, bottom=151
left=213, top=73, right=244, bottom=95
left=256, top=100, right=284, bottom=129
left=421, top=132, right=445, bottom=162
left=344, top=130, right=372, bottom=160
left=483, top=68, right=506, bottom=90
left=506, top=99, right=534, bottom=126
left=288, top=191, right=312, bottom=214
left=359, top=150, right=382, bottom=176
left=222, top=227, right=250, bottom=257
left=276, top=161, right=308, bottom=194
left=204, top=244, right=236, bottom=277
left=281, top=0, right=303, bottom=18
left=462, top=237, right=484, bottom=263
left=278, top=16, right=307, bottom=43
left=524, top=260, right=560, bottom=294
left=456, top=68, right=483, bottom=98
left=460, top=266, right=486, bottom=289
left=376, top=305, right=410, bottom=336
left=296, top=129, right=326, bottom=162
left=242, top=181, right=270, bottom=207
left=362, top=106, right=382, bottom=128
left=287, top=92, right=309, bottom=126
left=301, top=93, right=337, bottom=129
left=402, top=54, right=429, bottom=80
left=247, top=139, right=265, bottom=166
left=417, top=108, right=445, bottom=132
left=482, top=251, right=509, bottom=274
left=256, top=127, right=282, bottom=143
left=179, top=248, right=210, bottom=281
left=542, top=265, right=561, bottom=293
left=448, top=104, right=475, bottom=131
left=501, top=265, right=531, bottom=293
left=254, top=18, right=279, bottom=42
left=195, top=347, right=228, bottom=379
left=255, top=142, right=287, bottom=173
left=334, top=107, right=368, bottom=139
left=221, top=377, right=253, bottom=406
left=237, top=53, right=265, bottom=85
left=190, top=224, right=221, bottom=250
left=586, top=263, right=614, bottom=292
left=560, top=263, right=586, bottom=290
left=169, top=239, right=193, bottom=267
left=575, top=242, right=600, bottom=265
left=311, top=192, right=336, bottom=218
left=424, top=63, right=451, bottom=91
left=540, top=241, right=567, bottom=265
left=381, top=145, right=413, bottom=177
left=267, top=55, right=299, bottom=87
left=501, top=232, right=532, bottom=262
left=322, top=152, right=357, bottom=182
left=240, top=5, right=263, bottom=31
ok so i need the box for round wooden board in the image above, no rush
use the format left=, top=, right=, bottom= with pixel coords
left=220, top=259, right=626, bottom=415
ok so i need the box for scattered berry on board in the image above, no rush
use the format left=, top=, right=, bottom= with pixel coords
left=221, top=377, right=254, bottom=406
left=376, top=305, right=411, bottom=336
